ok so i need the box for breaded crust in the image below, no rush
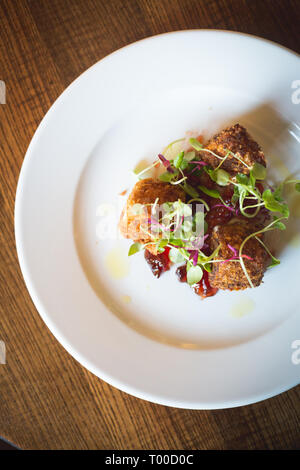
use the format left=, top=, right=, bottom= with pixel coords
left=119, top=178, right=185, bottom=246
left=208, top=221, right=269, bottom=290
left=204, top=124, right=266, bottom=175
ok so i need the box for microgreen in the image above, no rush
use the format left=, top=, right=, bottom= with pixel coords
left=169, top=247, right=186, bottom=263
left=251, top=162, right=266, bottom=180
left=272, top=215, right=286, bottom=230
left=254, top=236, right=280, bottom=268
left=184, top=151, right=196, bottom=162
left=182, top=183, right=200, bottom=198
left=238, top=216, right=288, bottom=288
left=189, top=138, right=204, bottom=151
left=189, top=138, right=251, bottom=170
left=162, top=138, right=185, bottom=161
left=174, top=151, right=185, bottom=169
left=130, top=136, right=300, bottom=288
left=204, top=167, right=230, bottom=186
left=215, top=169, right=230, bottom=186
left=187, top=264, right=203, bottom=285
left=128, top=242, right=143, bottom=256
left=159, top=171, right=178, bottom=183
left=156, top=239, right=169, bottom=253
left=262, top=189, right=290, bottom=217
left=281, top=179, right=300, bottom=193
left=133, top=160, right=159, bottom=180
left=198, top=185, right=230, bottom=208
left=198, top=185, right=220, bottom=199
left=236, top=173, right=250, bottom=186
left=158, top=154, right=174, bottom=173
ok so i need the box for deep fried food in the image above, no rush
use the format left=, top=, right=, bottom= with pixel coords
left=208, top=220, right=269, bottom=290
left=119, top=178, right=185, bottom=247
left=204, top=123, right=266, bottom=175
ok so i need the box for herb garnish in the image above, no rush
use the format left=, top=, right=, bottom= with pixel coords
left=131, top=136, right=300, bottom=288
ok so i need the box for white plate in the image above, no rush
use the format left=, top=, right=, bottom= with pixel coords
left=15, top=31, right=300, bottom=409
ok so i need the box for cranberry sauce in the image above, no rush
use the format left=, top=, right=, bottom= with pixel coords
left=193, top=270, right=218, bottom=298
left=144, top=247, right=171, bottom=278
left=176, top=264, right=187, bottom=283
left=176, top=264, right=218, bottom=299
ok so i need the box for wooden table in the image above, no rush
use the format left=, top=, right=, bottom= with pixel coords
left=0, top=0, right=299, bottom=450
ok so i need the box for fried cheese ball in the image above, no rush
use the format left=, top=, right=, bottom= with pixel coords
left=208, top=221, right=269, bottom=290
left=119, top=178, right=185, bottom=252
left=203, top=124, right=266, bottom=175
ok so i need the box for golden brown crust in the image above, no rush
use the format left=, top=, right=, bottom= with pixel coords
left=208, top=221, right=269, bottom=290
left=126, top=178, right=185, bottom=206
left=204, top=124, right=266, bottom=175
left=119, top=178, right=185, bottom=246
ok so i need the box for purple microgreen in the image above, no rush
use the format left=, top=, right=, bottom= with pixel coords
left=158, top=154, right=175, bottom=173
left=220, top=254, right=253, bottom=264
left=188, top=250, right=199, bottom=266
left=227, top=244, right=238, bottom=257
left=212, top=203, right=236, bottom=214
left=189, top=160, right=208, bottom=165
left=188, top=163, right=206, bottom=175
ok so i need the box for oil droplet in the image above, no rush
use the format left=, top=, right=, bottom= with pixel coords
left=105, top=245, right=129, bottom=280
left=230, top=298, right=255, bottom=318
left=121, top=294, right=131, bottom=304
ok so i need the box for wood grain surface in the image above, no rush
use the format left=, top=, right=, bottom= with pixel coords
left=0, top=0, right=299, bottom=450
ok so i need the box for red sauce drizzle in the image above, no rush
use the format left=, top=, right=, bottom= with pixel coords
left=176, top=264, right=187, bottom=283
left=193, top=270, right=218, bottom=298
left=176, top=264, right=218, bottom=298
left=144, top=247, right=171, bottom=278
